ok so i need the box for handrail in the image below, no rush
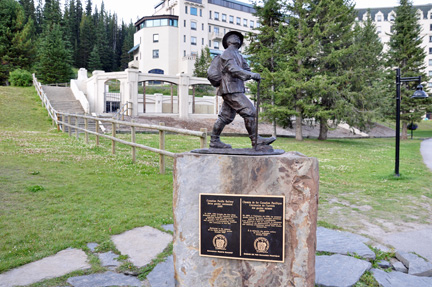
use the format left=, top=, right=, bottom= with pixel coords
left=113, top=101, right=131, bottom=121
left=32, top=74, right=207, bottom=174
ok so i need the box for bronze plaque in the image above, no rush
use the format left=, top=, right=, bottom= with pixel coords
left=199, top=194, right=285, bottom=262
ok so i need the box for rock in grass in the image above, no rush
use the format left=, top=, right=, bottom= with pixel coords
left=372, top=268, right=432, bottom=287
left=315, top=254, right=371, bottom=287
left=67, top=271, right=141, bottom=287
left=396, top=251, right=432, bottom=277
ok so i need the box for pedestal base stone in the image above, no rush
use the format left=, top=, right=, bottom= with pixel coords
left=173, top=151, right=319, bottom=287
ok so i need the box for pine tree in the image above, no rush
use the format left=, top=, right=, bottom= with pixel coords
left=386, top=0, right=431, bottom=139
left=35, top=24, right=73, bottom=84
left=88, top=45, right=101, bottom=71
left=78, top=15, right=94, bottom=68
left=85, top=0, right=92, bottom=16
left=246, top=0, right=286, bottom=138
left=193, top=47, right=212, bottom=77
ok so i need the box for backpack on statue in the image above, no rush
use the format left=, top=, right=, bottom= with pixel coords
left=207, top=55, right=222, bottom=87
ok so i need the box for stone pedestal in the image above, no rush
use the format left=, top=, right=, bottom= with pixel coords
left=173, top=152, right=319, bottom=287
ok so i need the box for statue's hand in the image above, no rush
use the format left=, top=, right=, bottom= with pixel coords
left=251, top=73, right=261, bottom=81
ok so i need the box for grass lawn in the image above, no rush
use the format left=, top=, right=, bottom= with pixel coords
left=1, top=87, right=431, bottom=283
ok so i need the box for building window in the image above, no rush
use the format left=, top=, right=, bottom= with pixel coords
left=209, top=40, right=211, bottom=46
left=377, top=15, right=382, bottom=22
left=153, top=34, right=159, bottom=42
left=243, top=19, right=247, bottom=27
left=191, top=51, right=198, bottom=57
left=256, top=21, right=260, bottom=28
left=209, top=11, right=212, bottom=19
left=229, top=15, right=234, bottom=24
left=214, top=27, right=219, bottom=34
left=430, top=24, right=432, bottom=31
left=200, top=9, right=202, bottom=17
left=222, top=14, right=227, bottom=22
left=191, top=36, right=197, bottom=45
left=202, top=23, right=204, bottom=30
left=185, top=6, right=188, bottom=14
left=202, top=38, right=204, bottom=45
left=184, top=50, right=186, bottom=57
left=214, top=41, right=220, bottom=49
left=153, top=49, right=159, bottom=58
left=250, top=20, right=254, bottom=28
left=184, top=35, right=186, bottom=42
left=429, top=59, right=432, bottom=66
left=236, top=17, right=241, bottom=25
left=430, top=36, right=432, bottom=42
left=215, top=12, right=219, bottom=20
left=429, top=71, right=432, bottom=76
left=429, top=47, right=432, bottom=54
left=209, top=25, right=211, bottom=32
left=389, top=14, right=395, bottom=21
left=377, top=26, right=382, bottom=34
left=191, top=21, right=197, bottom=30
left=428, top=82, right=432, bottom=88
left=184, top=20, right=186, bottom=27
left=191, top=7, right=197, bottom=16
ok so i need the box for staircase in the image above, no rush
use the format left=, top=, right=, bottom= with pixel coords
left=42, top=86, right=96, bottom=133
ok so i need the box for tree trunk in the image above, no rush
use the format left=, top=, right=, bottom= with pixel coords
left=271, top=85, right=276, bottom=137
left=401, top=121, right=408, bottom=140
left=295, top=106, right=303, bottom=141
left=318, top=118, right=328, bottom=140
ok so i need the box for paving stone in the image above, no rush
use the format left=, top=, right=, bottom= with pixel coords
left=98, top=251, right=120, bottom=267
left=317, top=227, right=376, bottom=260
left=111, top=226, right=172, bottom=268
left=392, top=261, right=408, bottom=273
left=385, top=228, right=432, bottom=262
left=67, top=271, right=142, bottom=287
left=0, top=249, right=90, bottom=287
left=147, top=255, right=174, bottom=287
left=378, top=260, right=392, bottom=269
left=161, top=224, right=174, bottom=232
left=87, top=243, right=99, bottom=252
left=396, top=251, right=432, bottom=276
left=315, top=254, right=372, bottom=287
left=372, top=268, right=432, bottom=287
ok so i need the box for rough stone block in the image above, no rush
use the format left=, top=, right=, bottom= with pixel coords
left=67, top=271, right=142, bottom=287
left=173, top=152, right=319, bottom=287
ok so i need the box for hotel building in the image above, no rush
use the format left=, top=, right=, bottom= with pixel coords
left=129, top=0, right=259, bottom=76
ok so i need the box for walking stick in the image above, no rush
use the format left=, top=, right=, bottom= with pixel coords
left=254, top=79, right=261, bottom=151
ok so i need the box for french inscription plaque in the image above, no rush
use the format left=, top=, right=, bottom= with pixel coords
left=199, top=194, right=285, bottom=262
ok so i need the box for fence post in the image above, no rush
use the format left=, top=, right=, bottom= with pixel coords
left=85, top=117, right=89, bottom=144
left=112, top=122, right=116, bottom=154
left=159, top=122, right=166, bottom=174
left=57, top=114, right=60, bottom=132
left=96, top=120, right=100, bottom=146
left=75, top=115, right=79, bottom=139
left=200, top=128, right=207, bottom=149
left=131, top=126, right=136, bottom=163
left=68, top=115, right=72, bottom=137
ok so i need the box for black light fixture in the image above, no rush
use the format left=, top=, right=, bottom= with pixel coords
left=411, top=84, right=429, bottom=99
left=394, top=68, right=428, bottom=177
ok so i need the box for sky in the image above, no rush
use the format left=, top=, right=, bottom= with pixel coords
left=88, top=0, right=432, bottom=22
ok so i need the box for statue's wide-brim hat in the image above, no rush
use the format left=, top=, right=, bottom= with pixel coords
left=222, top=31, right=244, bottom=49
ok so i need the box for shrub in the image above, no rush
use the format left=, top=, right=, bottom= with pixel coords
left=9, top=69, right=33, bottom=87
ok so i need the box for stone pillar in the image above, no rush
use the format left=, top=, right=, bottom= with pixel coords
left=155, top=93, right=163, bottom=113
left=178, top=74, right=190, bottom=119
left=125, top=69, right=139, bottom=116
left=173, top=152, right=319, bottom=287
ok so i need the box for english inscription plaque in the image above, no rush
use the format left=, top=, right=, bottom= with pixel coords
left=199, top=194, right=285, bottom=262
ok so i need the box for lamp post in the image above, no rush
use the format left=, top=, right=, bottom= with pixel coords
left=394, top=68, right=428, bottom=177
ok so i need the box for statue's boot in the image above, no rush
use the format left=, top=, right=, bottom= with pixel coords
left=244, top=116, right=276, bottom=147
left=210, top=119, right=232, bottom=149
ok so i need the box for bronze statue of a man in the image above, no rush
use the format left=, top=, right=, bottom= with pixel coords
left=209, top=31, right=276, bottom=149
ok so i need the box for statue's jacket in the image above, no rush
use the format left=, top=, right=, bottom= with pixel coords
left=219, top=46, right=255, bottom=95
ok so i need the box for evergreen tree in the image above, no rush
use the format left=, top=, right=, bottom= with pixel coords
left=88, top=45, right=101, bottom=71
left=120, top=38, right=131, bottom=70
left=78, top=15, right=94, bottom=68
left=193, top=47, right=212, bottom=77
left=35, top=24, right=73, bottom=84
left=246, top=0, right=286, bottom=138
left=386, top=0, right=431, bottom=139
left=85, top=0, right=92, bottom=16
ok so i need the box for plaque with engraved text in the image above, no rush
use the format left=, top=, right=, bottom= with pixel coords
left=199, top=194, right=285, bottom=262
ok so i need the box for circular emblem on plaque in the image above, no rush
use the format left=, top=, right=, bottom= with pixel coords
left=254, top=237, right=270, bottom=253
left=213, top=234, right=228, bottom=250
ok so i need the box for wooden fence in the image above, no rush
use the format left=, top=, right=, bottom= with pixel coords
left=33, top=74, right=207, bottom=174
